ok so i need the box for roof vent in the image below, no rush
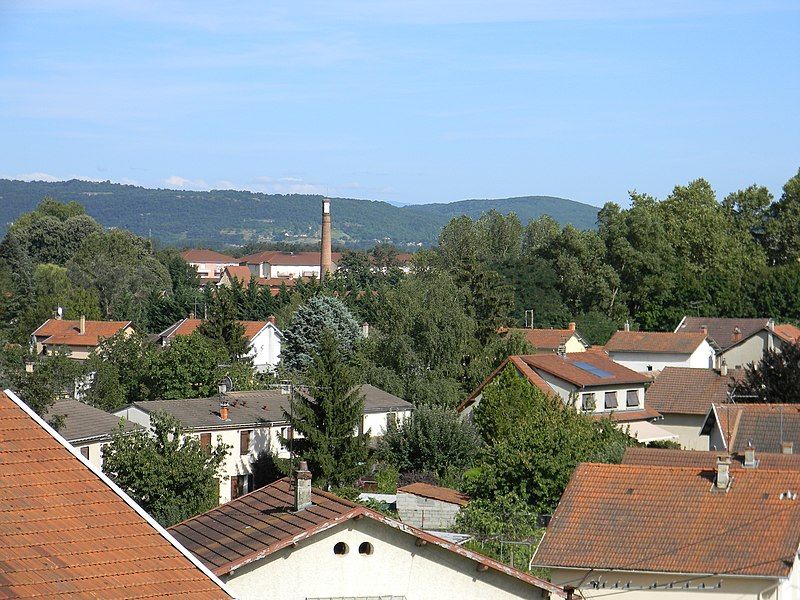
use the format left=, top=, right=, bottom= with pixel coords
left=714, top=455, right=732, bottom=491
left=744, top=443, right=758, bottom=468
left=780, top=490, right=797, bottom=501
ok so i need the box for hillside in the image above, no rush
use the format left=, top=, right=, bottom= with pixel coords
left=0, top=179, right=599, bottom=248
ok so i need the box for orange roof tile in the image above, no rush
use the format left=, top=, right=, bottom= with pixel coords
left=520, top=352, right=651, bottom=387
left=457, top=355, right=553, bottom=413
left=623, top=447, right=800, bottom=470
left=397, top=482, right=470, bottom=507
left=704, top=403, right=800, bottom=453
left=533, top=462, right=800, bottom=577
left=646, top=367, right=744, bottom=415
left=504, top=327, right=587, bottom=351
left=161, top=318, right=269, bottom=341
left=605, top=330, right=709, bottom=354
left=0, top=390, right=231, bottom=599
left=34, top=319, right=132, bottom=348
left=775, top=323, right=800, bottom=345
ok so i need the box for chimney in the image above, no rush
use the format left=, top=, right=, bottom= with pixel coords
left=361, top=322, right=370, bottom=338
left=320, top=198, right=332, bottom=278
left=700, top=324, right=708, bottom=336
left=623, top=320, right=630, bottom=332
left=79, top=315, right=86, bottom=335
left=294, top=460, right=312, bottom=511
left=744, top=443, right=758, bottom=468
left=189, top=311, right=196, bottom=319
left=219, top=398, right=230, bottom=421
left=55, top=306, right=63, bottom=320
left=782, top=441, right=793, bottom=455
left=267, top=315, right=276, bottom=325
left=715, top=455, right=732, bottom=490
left=720, top=359, right=728, bottom=377
left=568, top=321, right=576, bottom=332
left=732, top=327, right=742, bottom=343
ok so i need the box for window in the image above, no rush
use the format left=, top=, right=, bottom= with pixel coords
left=604, top=391, right=618, bottom=409
left=358, top=542, right=374, bottom=555
left=387, top=412, right=398, bottom=428
left=80, top=446, right=89, bottom=459
left=240, top=430, right=251, bottom=455
left=646, top=365, right=653, bottom=372
left=199, top=432, right=211, bottom=451
left=230, top=474, right=252, bottom=500
left=581, top=393, right=595, bottom=411
left=626, top=390, right=639, bottom=407
left=333, top=542, right=349, bottom=555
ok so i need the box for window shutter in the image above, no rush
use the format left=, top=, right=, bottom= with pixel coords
left=230, top=477, right=240, bottom=500
left=626, top=390, right=639, bottom=407
left=240, top=430, right=251, bottom=455
left=605, top=391, right=618, bottom=409
left=200, top=432, right=211, bottom=450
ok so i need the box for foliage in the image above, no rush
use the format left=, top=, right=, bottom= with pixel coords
left=198, top=287, right=250, bottom=361
left=283, top=330, right=370, bottom=488
left=4, top=349, right=85, bottom=416
left=83, top=332, right=156, bottom=411
left=737, top=341, right=800, bottom=404
left=250, top=449, right=291, bottom=489
left=281, top=295, right=361, bottom=372
left=378, top=404, right=481, bottom=479
left=102, top=412, right=229, bottom=526
left=149, top=333, right=228, bottom=400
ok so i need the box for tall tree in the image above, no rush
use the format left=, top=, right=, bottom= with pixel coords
left=148, top=333, right=227, bottom=400
left=198, top=287, right=250, bottom=361
left=102, top=412, right=229, bottom=526
left=766, top=169, right=800, bottom=265
left=83, top=331, right=156, bottom=410
left=283, top=330, right=369, bottom=488
left=737, top=342, right=800, bottom=404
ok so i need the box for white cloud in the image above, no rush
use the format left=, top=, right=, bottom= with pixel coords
left=14, top=171, right=61, bottom=182
left=249, top=176, right=327, bottom=195
left=163, top=175, right=209, bottom=189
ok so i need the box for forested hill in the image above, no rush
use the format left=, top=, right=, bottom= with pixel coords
left=0, top=179, right=599, bottom=248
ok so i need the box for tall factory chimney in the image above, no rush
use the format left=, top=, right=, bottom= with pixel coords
left=320, top=198, right=332, bottom=277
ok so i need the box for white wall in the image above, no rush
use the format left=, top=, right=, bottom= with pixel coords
left=658, top=413, right=710, bottom=450
left=361, top=410, right=412, bottom=437
left=549, top=567, right=782, bottom=600
left=534, top=371, right=645, bottom=417
left=396, top=492, right=461, bottom=529
left=225, top=516, right=547, bottom=600
left=722, top=331, right=772, bottom=369
left=76, top=441, right=105, bottom=468
left=247, top=325, right=282, bottom=373
left=608, top=341, right=716, bottom=373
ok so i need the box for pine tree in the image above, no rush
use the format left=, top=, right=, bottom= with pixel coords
left=198, top=287, right=250, bottom=361
left=283, top=330, right=369, bottom=488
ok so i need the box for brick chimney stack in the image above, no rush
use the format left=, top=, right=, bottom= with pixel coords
left=320, top=198, right=332, bottom=278
left=732, top=327, right=742, bottom=343
left=219, top=398, right=229, bottom=421
left=568, top=321, right=576, bottom=332
left=294, top=460, right=312, bottom=511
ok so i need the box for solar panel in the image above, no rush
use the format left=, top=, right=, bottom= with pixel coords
left=571, top=360, right=614, bottom=379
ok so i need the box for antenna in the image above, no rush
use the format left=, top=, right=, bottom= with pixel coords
left=524, top=309, right=534, bottom=328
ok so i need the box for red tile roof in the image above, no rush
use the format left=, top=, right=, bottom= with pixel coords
left=169, top=477, right=562, bottom=596
left=676, top=316, right=771, bottom=351
left=775, top=323, right=800, bottom=345
left=704, top=403, right=800, bottom=453
left=0, top=390, right=231, bottom=599
left=646, top=367, right=744, bottom=415
left=240, top=250, right=343, bottom=266
left=503, top=327, right=587, bottom=351
left=221, top=265, right=253, bottom=284
left=181, top=248, right=237, bottom=264
left=398, top=482, right=470, bottom=507
left=34, top=319, right=132, bottom=348
left=457, top=355, right=554, bottom=413
left=533, top=462, right=800, bottom=577
left=622, top=446, right=800, bottom=470
left=159, top=318, right=269, bottom=341
left=605, top=330, right=709, bottom=354
left=520, top=352, right=651, bottom=387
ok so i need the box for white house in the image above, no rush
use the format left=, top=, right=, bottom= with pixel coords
left=169, top=466, right=563, bottom=600
left=181, top=248, right=239, bottom=284
left=459, top=352, right=674, bottom=444
left=44, top=399, right=141, bottom=467
left=533, top=459, right=800, bottom=600
left=239, top=250, right=342, bottom=280
left=156, top=317, right=283, bottom=373
left=32, top=316, right=134, bottom=361
left=115, top=385, right=413, bottom=504
left=605, top=330, right=717, bottom=372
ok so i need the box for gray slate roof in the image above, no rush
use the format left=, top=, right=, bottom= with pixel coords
left=46, top=400, right=141, bottom=444
left=129, top=385, right=413, bottom=430
left=676, top=316, right=771, bottom=351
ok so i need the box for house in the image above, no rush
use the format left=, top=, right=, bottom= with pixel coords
left=701, top=403, right=800, bottom=454
left=605, top=330, right=717, bottom=372
left=396, top=481, right=469, bottom=529
left=0, top=389, right=232, bottom=599
left=218, top=264, right=303, bottom=296
left=181, top=248, right=239, bottom=284
left=115, top=385, right=413, bottom=504
left=500, top=322, right=589, bottom=354
left=622, top=445, right=800, bottom=470
left=459, top=353, right=674, bottom=443
left=31, top=315, right=134, bottom=360
left=644, top=366, right=743, bottom=450
left=156, top=317, right=282, bottom=373
left=240, top=250, right=342, bottom=280
left=674, top=316, right=799, bottom=368
left=44, top=399, right=141, bottom=467
left=168, top=465, right=563, bottom=600
left=532, top=459, right=800, bottom=600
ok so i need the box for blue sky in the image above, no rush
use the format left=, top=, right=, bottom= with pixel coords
left=1, top=1, right=798, bottom=207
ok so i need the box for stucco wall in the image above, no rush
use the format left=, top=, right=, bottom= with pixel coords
left=550, top=567, right=782, bottom=600
left=609, top=342, right=716, bottom=373
left=721, top=331, right=771, bottom=369
left=225, top=517, right=546, bottom=600
left=658, top=413, right=709, bottom=450
left=396, top=491, right=461, bottom=529
left=247, top=326, right=281, bottom=373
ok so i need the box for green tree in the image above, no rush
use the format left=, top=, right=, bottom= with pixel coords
left=378, top=404, right=481, bottom=478
left=84, top=331, right=156, bottom=410
left=6, top=349, right=85, bottom=416
left=198, top=287, right=250, bottom=360
left=284, top=331, right=370, bottom=488
left=149, top=333, right=227, bottom=400
left=102, top=412, right=229, bottom=526
left=737, top=341, right=800, bottom=404
left=281, top=295, right=361, bottom=372
left=766, top=169, right=800, bottom=265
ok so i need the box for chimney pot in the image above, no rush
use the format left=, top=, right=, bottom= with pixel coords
left=294, top=460, right=312, bottom=511
left=79, top=315, right=86, bottom=335
left=219, top=399, right=229, bottom=421
left=715, top=455, right=731, bottom=490
left=701, top=324, right=708, bottom=335
left=568, top=321, right=576, bottom=332
left=732, top=327, right=742, bottom=343
left=720, top=360, right=728, bottom=377
left=782, top=441, right=793, bottom=455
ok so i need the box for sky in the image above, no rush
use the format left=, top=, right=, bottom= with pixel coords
left=0, top=1, right=798, bottom=207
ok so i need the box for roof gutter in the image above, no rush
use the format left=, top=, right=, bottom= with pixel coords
left=529, top=564, right=787, bottom=581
